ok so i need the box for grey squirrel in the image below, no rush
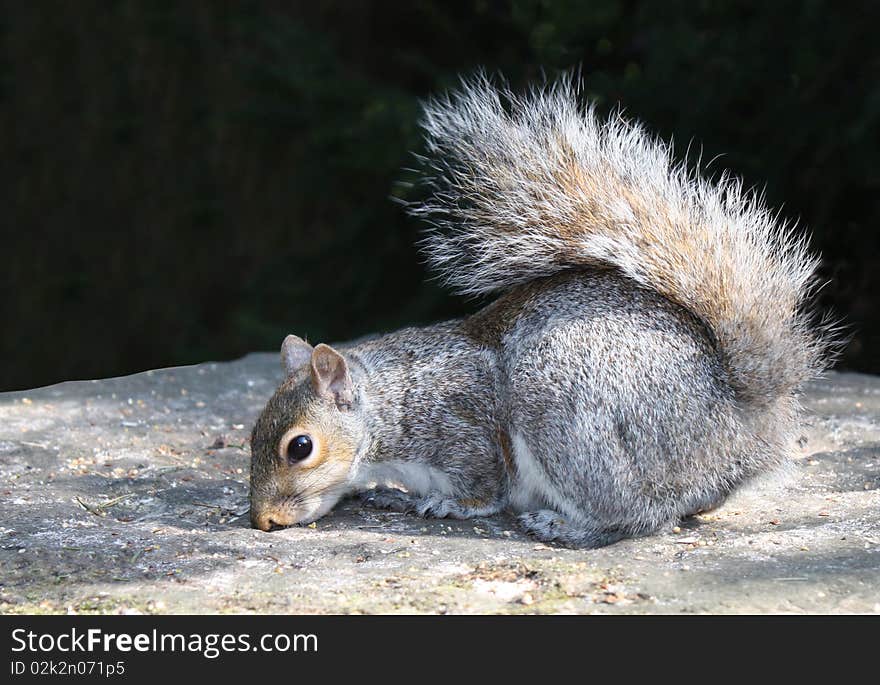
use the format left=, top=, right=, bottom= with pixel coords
left=248, top=76, right=831, bottom=547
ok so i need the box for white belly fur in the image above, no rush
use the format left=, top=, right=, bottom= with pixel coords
left=355, top=461, right=456, bottom=497
left=508, top=431, right=582, bottom=522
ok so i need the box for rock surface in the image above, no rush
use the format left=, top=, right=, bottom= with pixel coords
left=0, top=355, right=878, bottom=614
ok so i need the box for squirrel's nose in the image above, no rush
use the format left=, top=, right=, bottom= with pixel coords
left=251, top=508, right=292, bottom=531
left=251, top=513, right=275, bottom=531
left=251, top=509, right=280, bottom=532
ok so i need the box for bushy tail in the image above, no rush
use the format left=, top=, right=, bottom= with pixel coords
left=409, top=75, right=830, bottom=404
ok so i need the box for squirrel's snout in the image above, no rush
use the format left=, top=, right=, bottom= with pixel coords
left=250, top=507, right=290, bottom=532
left=251, top=511, right=274, bottom=531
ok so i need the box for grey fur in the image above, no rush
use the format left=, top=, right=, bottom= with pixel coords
left=248, top=76, right=830, bottom=547
left=412, top=74, right=829, bottom=403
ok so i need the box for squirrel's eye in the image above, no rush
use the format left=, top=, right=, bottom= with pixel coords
left=286, top=434, right=313, bottom=463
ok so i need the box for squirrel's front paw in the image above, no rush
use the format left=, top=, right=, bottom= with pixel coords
left=358, top=489, right=457, bottom=518
left=359, top=489, right=502, bottom=520
left=359, top=488, right=419, bottom=513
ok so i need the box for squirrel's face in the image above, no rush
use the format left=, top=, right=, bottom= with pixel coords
left=249, top=336, right=365, bottom=531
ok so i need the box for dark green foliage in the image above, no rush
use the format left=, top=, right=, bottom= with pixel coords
left=1, top=1, right=877, bottom=389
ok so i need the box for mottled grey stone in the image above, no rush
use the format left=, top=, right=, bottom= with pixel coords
left=0, top=355, right=877, bottom=614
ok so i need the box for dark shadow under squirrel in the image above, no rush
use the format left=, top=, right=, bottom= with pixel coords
left=247, top=75, right=832, bottom=548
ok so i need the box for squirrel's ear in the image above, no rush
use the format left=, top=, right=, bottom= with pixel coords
left=310, top=344, right=354, bottom=409
left=281, top=335, right=314, bottom=376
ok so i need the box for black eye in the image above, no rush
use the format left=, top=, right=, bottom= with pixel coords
left=286, top=434, right=313, bottom=463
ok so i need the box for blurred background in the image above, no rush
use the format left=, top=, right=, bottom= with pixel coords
left=2, top=1, right=878, bottom=391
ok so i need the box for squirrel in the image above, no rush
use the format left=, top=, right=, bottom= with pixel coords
left=248, top=75, right=831, bottom=547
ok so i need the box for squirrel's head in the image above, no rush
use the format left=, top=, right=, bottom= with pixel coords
left=249, top=335, right=365, bottom=531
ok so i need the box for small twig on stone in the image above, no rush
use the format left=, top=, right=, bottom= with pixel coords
left=74, top=494, right=134, bottom=517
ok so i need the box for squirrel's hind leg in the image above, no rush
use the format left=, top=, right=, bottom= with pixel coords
left=517, top=510, right=627, bottom=549
left=360, top=488, right=504, bottom=520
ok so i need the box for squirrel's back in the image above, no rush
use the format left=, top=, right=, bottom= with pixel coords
left=476, top=268, right=778, bottom=530
left=410, top=75, right=832, bottom=410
